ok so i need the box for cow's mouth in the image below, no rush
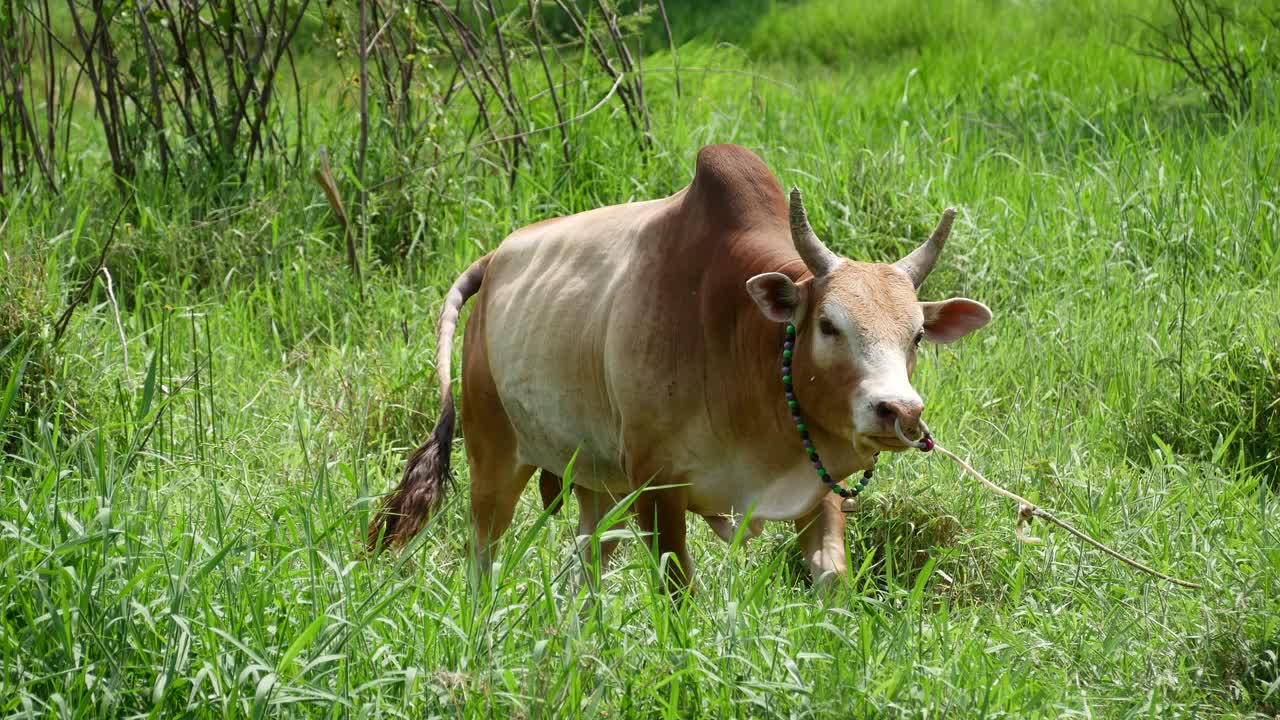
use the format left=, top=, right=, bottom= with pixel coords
left=862, top=434, right=912, bottom=451
left=861, top=419, right=933, bottom=452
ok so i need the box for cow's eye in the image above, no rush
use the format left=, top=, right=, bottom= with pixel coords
left=913, top=331, right=923, bottom=346
left=819, top=318, right=838, bottom=336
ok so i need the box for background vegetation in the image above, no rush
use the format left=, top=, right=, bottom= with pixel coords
left=2, top=0, right=1279, bottom=716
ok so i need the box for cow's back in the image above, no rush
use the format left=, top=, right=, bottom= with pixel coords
left=470, top=145, right=800, bottom=492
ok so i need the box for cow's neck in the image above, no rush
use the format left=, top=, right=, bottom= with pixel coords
left=732, top=265, right=874, bottom=481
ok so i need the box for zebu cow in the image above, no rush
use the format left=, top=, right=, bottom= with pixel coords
left=368, top=144, right=992, bottom=590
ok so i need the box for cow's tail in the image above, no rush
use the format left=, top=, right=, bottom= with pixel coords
left=367, top=254, right=492, bottom=552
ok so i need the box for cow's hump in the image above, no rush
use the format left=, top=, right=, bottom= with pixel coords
left=683, top=144, right=788, bottom=230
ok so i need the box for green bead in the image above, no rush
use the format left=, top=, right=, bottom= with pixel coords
left=786, top=324, right=795, bottom=336
left=817, top=468, right=828, bottom=478
left=783, top=375, right=791, bottom=384
left=783, top=350, right=793, bottom=360
left=787, top=400, right=798, bottom=410
left=797, top=423, right=807, bottom=432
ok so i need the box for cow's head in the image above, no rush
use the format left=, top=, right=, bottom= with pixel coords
left=746, top=188, right=991, bottom=452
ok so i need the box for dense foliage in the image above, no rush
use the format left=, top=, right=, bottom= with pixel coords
left=2, top=0, right=1278, bottom=717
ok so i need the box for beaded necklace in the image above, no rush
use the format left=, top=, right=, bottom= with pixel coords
left=781, top=322, right=875, bottom=499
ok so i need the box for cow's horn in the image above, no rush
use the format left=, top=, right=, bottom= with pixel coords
left=789, top=187, right=839, bottom=277
left=894, top=208, right=956, bottom=289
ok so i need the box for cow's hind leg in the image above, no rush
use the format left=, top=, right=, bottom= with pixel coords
left=468, top=444, right=536, bottom=581
left=461, top=313, right=535, bottom=581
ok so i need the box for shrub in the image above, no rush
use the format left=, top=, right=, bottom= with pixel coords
left=0, top=248, right=55, bottom=444
left=1134, top=308, right=1280, bottom=485
left=1136, top=0, right=1279, bottom=115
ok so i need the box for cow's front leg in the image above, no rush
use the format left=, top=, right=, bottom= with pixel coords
left=795, top=493, right=848, bottom=587
left=633, top=485, right=694, bottom=597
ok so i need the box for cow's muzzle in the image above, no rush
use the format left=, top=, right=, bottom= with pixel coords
left=894, top=416, right=933, bottom=451
left=874, top=398, right=923, bottom=437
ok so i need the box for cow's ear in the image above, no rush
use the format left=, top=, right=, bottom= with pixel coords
left=921, top=298, right=992, bottom=343
left=746, top=272, right=808, bottom=323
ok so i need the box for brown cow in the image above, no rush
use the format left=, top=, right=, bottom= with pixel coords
left=368, top=144, right=992, bottom=592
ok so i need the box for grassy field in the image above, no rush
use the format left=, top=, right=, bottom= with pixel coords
left=3, top=0, right=1279, bottom=717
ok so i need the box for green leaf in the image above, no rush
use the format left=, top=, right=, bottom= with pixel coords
left=136, top=349, right=160, bottom=422
left=277, top=616, right=326, bottom=678
left=193, top=534, right=243, bottom=583
left=250, top=672, right=277, bottom=720
left=0, top=346, right=32, bottom=431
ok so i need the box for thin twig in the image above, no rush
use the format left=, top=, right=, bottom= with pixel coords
left=483, top=0, right=522, bottom=188
left=527, top=0, right=571, bottom=165
left=100, top=267, right=131, bottom=392
left=593, top=0, right=648, bottom=144
left=553, top=0, right=640, bottom=135
left=364, top=5, right=398, bottom=55
left=52, top=199, right=131, bottom=344
left=428, top=0, right=528, bottom=161
left=422, top=2, right=511, bottom=171
left=357, top=0, right=371, bottom=244
left=655, top=0, right=679, bottom=97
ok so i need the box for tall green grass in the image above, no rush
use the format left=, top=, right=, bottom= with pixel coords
left=2, top=0, right=1278, bottom=716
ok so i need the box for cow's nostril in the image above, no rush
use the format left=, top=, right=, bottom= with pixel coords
left=875, top=400, right=924, bottom=426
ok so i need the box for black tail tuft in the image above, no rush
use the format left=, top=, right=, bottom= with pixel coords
left=367, top=400, right=456, bottom=552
